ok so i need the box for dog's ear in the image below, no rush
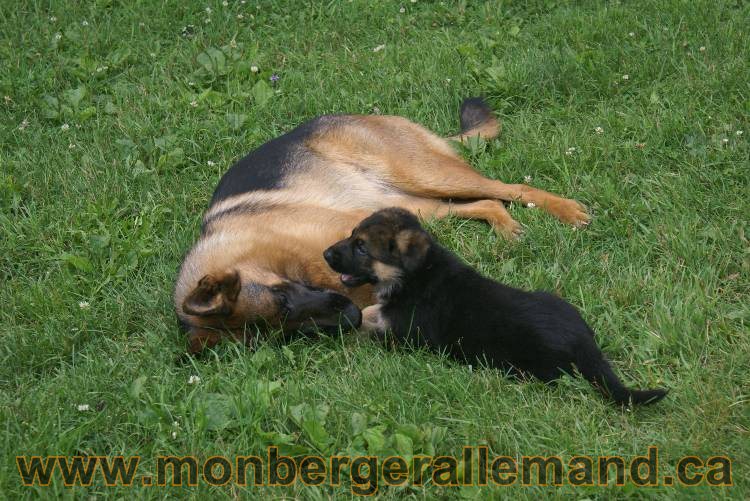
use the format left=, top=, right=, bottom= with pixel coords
left=396, top=229, right=430, bottom=272
left=183, top=271, right=241, bottom=316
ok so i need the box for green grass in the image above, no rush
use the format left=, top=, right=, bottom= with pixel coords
left=1, top=0, right=748, bottom=498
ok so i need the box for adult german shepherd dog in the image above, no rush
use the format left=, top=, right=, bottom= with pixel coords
left=174, top=98, right=590, bottom=354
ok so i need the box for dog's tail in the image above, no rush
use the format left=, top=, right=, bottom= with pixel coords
left=575, top=342, right=668, bottom=406
left=449, top=97, right=501, bottom=143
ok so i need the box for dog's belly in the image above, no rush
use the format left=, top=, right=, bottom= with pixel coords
left=201, top=155, right=424, bottom=309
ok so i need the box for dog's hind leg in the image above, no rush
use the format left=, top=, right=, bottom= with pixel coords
left=403, top=198, right=524, bottom=240
left=307, top=114, right=589, bottom=226
left=389, top=153, right=590, bottom=227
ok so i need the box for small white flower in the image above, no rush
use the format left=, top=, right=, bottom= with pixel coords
left=736, top=130, right=743, bottom=136
left=18, top=119, right=29, bottom=130
left=81, top=20, right=89, bottom=26
left=565, top=147, right=577, bottom=156
left=628, top=32, right=635, bottom=37
left=205, top=6, right=212, bottom=13
left=190, top=100, right=198, bottom=107
left=205, top=17, right=211, bottom=23
left=372, top=107, right=381, bottom=114
left=207, top=160, right=216, bottom=166
left=222, top=0, right=229, bottom=5
left=139, top=22, right=145, bottom=27
left=622, top=74, right=629, bottom=80
left=250, top=65, right=259, bottom=73
left=3, top=95, right=10, bottom=103
left=230, top=39, right=237, bottom=48
left=61, top=123, right=70, bottom=131
left=237, top=13, right=244, bottom=19
left=150, top=52, right=156, bottom=57
left=188, top=81, right=195, bottom=86
left=173, top=420, right=180, bottom=427
left=373, top=44, right=386, bottom=52
left=188, top=375, right=201, bottom=384
left=172, top=431, right=178, bottom=438
left=527, top=202, right=536, bottom=208
left=595, top=126, right=604, bottom=134
left=524, top=175, right=532, bottom=183
left=78, top=301, right=90, bottom=309
left=699, top=46, right=706, bottom=52
left=468, top=364, right=472, bottom=371
left=69, top=143, right=76, bottom=149
left=55, top=33, right=62, bottom=40
left=399, top=6, right=406, bottom=13
left=49, top=16, right=57, bottom=22
left=77, top=404, right=90, bottom=411
left=721, top=138, right=729, bottom=145
left=445, top=78, right=451, bottom=82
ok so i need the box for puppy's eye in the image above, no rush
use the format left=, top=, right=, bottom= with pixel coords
left=354, top=239, right=368, bottom=256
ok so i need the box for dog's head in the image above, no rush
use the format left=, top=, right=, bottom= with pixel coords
left=323, top=208, right=431, bottom=294
left=176, top=267, right=362, bottom=353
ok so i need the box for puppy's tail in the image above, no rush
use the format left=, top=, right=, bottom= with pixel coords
left=576, top=342, right=668, bottom=406
left=449, top=97, right=500, bottom=143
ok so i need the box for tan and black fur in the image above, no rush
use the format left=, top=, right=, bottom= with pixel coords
left=174, top=98, right=590, bottom=353
left=323, top=208, right=666, bottom=405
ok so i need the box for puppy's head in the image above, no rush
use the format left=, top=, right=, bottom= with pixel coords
left=323, top=208, right=431, bottom=291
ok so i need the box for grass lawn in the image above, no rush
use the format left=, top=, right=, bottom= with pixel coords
left=1, top=0, right=748, bottom=498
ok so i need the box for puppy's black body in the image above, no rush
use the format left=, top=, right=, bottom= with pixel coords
left=325, top=208, right=667, bottom=405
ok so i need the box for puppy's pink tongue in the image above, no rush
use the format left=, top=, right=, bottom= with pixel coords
left=340, top=274, right=353, bottom=283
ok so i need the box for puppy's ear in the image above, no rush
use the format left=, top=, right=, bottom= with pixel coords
left=183, top=271, right=241, bottom=316
left=396, top=230, right=430, bottom=272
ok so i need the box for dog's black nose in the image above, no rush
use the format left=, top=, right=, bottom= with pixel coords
left=323, top=247, right=338, bottom=266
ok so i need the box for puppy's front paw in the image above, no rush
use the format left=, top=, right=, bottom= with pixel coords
left=361, top=304, right=388, bottom=333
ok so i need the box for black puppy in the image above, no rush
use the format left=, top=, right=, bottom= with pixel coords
left=324, top=208, right=667, bottom=405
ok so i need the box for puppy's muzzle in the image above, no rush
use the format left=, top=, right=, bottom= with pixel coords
left=323, top=247, right=340, bottom=268
left=324, top=243, right=372, bottom=287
